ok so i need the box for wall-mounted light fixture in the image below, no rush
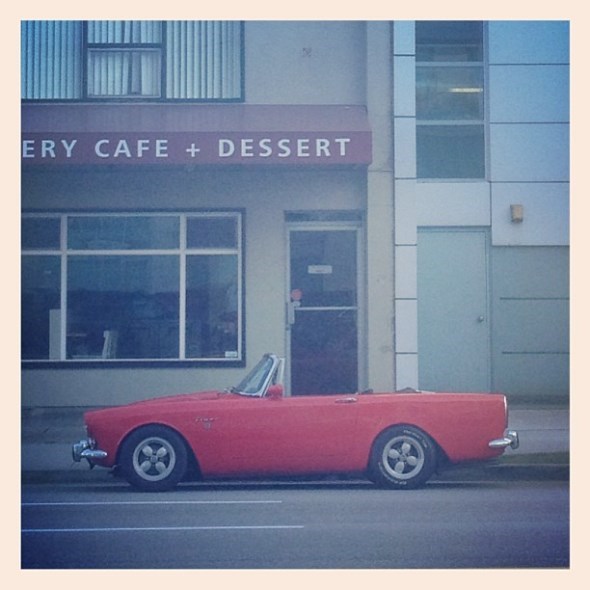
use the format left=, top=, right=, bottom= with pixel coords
left=510, top=204, right=524, bottom=223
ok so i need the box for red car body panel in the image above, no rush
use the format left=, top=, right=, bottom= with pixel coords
left=84, top=389, right=508, bottom=478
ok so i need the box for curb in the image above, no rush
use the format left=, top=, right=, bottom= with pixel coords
left=432, top=463, right=569, bottom=483
left=22, top=463, right=569, bottom=486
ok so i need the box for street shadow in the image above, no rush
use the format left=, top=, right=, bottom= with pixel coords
left=71, top=477, right=507, bottom=494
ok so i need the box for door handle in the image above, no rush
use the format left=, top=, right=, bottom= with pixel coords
left=335, top=397, right=358, bottom=404
left=477, top=316, right=485, bottom=323
left=286, top=301, right=301, bottom=326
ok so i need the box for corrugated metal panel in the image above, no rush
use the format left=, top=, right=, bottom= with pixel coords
left=21, top=21, right=83, bottom=99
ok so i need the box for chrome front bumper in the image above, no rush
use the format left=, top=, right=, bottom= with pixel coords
left=489, top=430, right=519, bottom=450
left=72, top=438, right=108, bottom=463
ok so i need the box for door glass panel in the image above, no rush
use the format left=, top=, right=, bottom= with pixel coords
left=289, top=231, right=357, bottom=307
left=289, top=228, right=359, bottom=395
left=291, top=310, right=358, bottom=395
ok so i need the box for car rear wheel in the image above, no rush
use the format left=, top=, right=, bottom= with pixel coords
left=119, top=425, right=188, bottom=492
left=369, top=425, right=437, bottom=489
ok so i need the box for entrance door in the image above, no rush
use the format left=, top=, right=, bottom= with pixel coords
left=287, top=226, right=360, bottom=395
left=417, top=228, right=491, bottom=392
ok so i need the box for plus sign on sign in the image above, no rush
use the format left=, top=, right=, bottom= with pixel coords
left=21, top=132, right=371, bottom=166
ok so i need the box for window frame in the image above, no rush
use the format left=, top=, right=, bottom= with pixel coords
left=415, top=21, right=487, bottom=181
left=21, top=210, right=246, bottom=368
left=84, top=22, right=164, bottom=100
left=21, top=20, right=245, bottom=103
left=83, top=21, right=166, bottom=100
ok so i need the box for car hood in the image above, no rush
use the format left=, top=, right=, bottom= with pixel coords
left=128, top=390, right=227, bottom=405
left=84, top=390, right=231, bottom=422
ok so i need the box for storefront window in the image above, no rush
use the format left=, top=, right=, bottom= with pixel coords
left=21, top=212, right=243, bottom=363
left=67, top=256, right=179, bottom=359
left=186, top=256, right=239, bottom=359
left=187, top=216, right=238, bottom=249
left=22, top=217, right=61, bottom=250
left=21, top=256, right=61, bottom=360
left=68, top=215, right=179, bottom=250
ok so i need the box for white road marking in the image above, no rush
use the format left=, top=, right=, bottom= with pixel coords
left=22, top=525, right=304, bottom=533
left=22, top=500, right=282, bottom=507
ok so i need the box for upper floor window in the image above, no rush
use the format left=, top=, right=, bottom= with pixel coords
left=21, top=20, right=243, bottom=101
left=415, top=21, right=485, bottom=179
left=86, top=21, right=163, bottom=98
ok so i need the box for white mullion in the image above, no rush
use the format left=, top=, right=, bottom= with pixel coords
left=237, top=214, right=243, bottom=360
left=60, top=215, right=68, bottom=361
left=67, top=248, right=179, bottom=256
left=296, top=306, right=358, bottom=313
left=179, top=215, right=187, bottom=360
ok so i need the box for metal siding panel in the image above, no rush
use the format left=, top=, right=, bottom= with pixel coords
left=491, top=246, right=569, bottom=397
left=489, top=65, right=569, bottom=123
left=489, top=123, right=569, bottom=182
left=491, top=247, right=569, bottom=298
left=488, top=21, right=569, bottom=65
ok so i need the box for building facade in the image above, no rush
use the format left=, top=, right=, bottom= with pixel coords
left=21, top=21, right=569, bottom=407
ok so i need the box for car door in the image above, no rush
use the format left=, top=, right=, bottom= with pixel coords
left=195, top=393, right=360, bottom=476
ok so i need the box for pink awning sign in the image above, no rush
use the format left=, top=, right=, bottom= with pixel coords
left=21, top=105, right=372, bottom=167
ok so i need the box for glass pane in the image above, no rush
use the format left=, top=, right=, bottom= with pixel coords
left=416, top=21, right=483, bottom=62
left=417, top=66, right=484, bottom=120
left=68, top=216, right=179, bottom=250
left=22, top=218, right=61, bottom=250
left=22, top=256, right=61, bottom=360
left=290, top=231, right=357, bottom=307
left=67, top=256, right=179, bottom=359
left=87, top=50, right=161, bottom=97
left=291, top=310, right=358, bottom=395
left=233, top=355, right=274, bottom=395
left=187, top=217, right=238, bottom=249
left=417, top=124, right=485, bottom=179
left=186, top=255, right=239, bottom=359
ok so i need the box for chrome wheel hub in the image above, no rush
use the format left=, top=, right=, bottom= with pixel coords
left=132, top=437, right=176, bottom=481
left=383, top=435, right=425, bottom=480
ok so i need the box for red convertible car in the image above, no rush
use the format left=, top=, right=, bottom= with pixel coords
left=72, top=354, right=519, bottom=491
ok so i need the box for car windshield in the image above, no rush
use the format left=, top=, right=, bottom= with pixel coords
left=231, top=355, right=275, bottom=396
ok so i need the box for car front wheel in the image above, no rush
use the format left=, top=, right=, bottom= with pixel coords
left=369, top=425, right=437, bottom=489
left=119, top=425, right=188, bottom=492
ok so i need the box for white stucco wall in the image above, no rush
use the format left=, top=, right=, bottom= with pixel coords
left=22, top=167, right=366, bottom=406
left=244, top=21, right=366, bottom=105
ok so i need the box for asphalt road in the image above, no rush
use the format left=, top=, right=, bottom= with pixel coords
left=22, top=479, right=569, bottom=569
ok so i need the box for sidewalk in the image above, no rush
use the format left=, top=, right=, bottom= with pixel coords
left=20, top=405, right=570, bottom=484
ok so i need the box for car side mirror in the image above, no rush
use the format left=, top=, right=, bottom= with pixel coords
left=266, top=384, right=284, bottom=400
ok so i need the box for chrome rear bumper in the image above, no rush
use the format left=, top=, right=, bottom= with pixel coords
left=72, top=438, right=108, bottom=463
left=489, top=430, right=519, bottom=450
